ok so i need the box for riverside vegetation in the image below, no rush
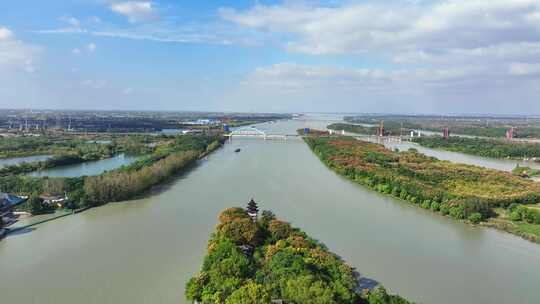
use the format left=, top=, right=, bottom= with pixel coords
left=344, top=115, right=540, bottom=139
left=413, top=136, right=540, bottom=160
left=329, top=122, right=540, bottom=161
left=3, top=134, right=223, bottom=214
left=186, top=203, right=413, bottom=304
left=0, top=135, right=156, bottom=176
left=302, top=131, right=540, bottom=243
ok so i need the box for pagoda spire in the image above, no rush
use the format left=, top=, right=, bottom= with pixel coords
left=246, top=198, right=259, bottom=221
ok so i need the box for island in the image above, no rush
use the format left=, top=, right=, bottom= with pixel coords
left=186, top=200, right=413, bottom=304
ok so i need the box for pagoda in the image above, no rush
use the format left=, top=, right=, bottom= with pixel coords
left=246, top=198, right=259, bottom=221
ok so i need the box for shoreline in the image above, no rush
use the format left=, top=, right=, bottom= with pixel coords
left=302, top=135, right=540, bottom=245
left=1, top=140, right=224, bottom=240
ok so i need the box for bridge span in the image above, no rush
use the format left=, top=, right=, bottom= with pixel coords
left=224, top=127, right=299, bottom=140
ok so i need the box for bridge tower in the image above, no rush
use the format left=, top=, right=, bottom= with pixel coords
left=378, top=121, right=385, bottom=137
left=442, top=127, right=450, bottom=139
left=506, top=127, right=514, bottom=140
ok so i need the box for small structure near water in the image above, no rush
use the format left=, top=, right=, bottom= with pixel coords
left=246, top=198, right=259, bottom=221
left=40, top=194, right=69, bottom=208
left=0, top=192, right=28, bottom=229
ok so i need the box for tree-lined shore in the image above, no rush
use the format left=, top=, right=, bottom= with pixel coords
left=2, top=134, right=224, bottom=216
left=186, top=203, right=413, bottom=304
left=412, top=136, right=540, bottom=160
left=302, top=131, right=540, bottom=243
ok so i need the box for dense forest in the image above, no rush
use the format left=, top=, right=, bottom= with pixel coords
left=186, top=204, right=413, bottom=304
left=4, top=134, right=223, bottom=213
left=302, top=131, right=540, bottom=242
left=413, top=136, right=540, bottom=159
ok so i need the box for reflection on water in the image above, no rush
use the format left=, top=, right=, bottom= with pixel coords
left=0, top=116, right=539, bottom=304
left=28, top=154, right=139, bottom=177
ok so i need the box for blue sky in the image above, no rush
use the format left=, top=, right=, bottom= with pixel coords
left=2, top=0, right=540, bottom=114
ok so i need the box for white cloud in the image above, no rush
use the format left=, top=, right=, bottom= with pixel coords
left=232, top=61, right=540, bottom=113
left=221, top=0, right=540, bottom=112
left=509, top=63, right=540, bottom=76
left=60, top=15, right=81, bottom=28
left=0, top=27, right=40, bottom=73
left=222, top=0, right=540, bottom=58
left=0, top=27, right=14, bottom=40
left=245, top=63, right=391, bottom=89
left=86, top=43, right=96, bottom=53
left=111, top=1, right=158, bottom=23
left=35, top=23, right=252, bottom=46
left=72, top=43, right=97, bottom=55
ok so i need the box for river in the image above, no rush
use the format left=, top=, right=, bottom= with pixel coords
left=383, top=140, right=540, bottom=172
left=1, top=117, right=540, bottom=304
left=28, top=154, right=139, bottom=178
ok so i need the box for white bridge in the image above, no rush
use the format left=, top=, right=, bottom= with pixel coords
left=224, top=127, right=295, bottom=140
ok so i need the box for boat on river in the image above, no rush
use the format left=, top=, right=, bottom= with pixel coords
left=234, top=148, right=241, bottom=153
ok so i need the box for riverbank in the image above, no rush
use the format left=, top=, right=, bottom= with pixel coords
left=302, top=131, right=540, bottom=244
left=0, top=136, right=224, bottom=239
left=412, top=136, right=540, bottom=162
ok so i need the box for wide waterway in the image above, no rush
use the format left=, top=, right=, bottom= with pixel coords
left=1, top=117, right=540, bottom=304
left=28, top=154, right=139, bottom=177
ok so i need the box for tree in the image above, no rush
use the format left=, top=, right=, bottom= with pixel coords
left=28, top=192, right=44, bottom=215
left=218, top=217, right=261, bottom=245
left=283, top=275, right=336, bottom=304
left=268, top=220, right=293, bottom=242
left=225, top=282, right=271, bottom=304
left=219, top=207, right=249, bottom=223
left=468, top=213, right=482, bottom=224
left=364, top=286, right=414, bottom=304
left=259, top=210, right=276, bottom=228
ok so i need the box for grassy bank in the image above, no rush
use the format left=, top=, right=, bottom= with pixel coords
left=302, top=131, right=540, bottom=243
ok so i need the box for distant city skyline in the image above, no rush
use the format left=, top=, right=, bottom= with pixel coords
left=2, top=0, right=540, bottom=114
